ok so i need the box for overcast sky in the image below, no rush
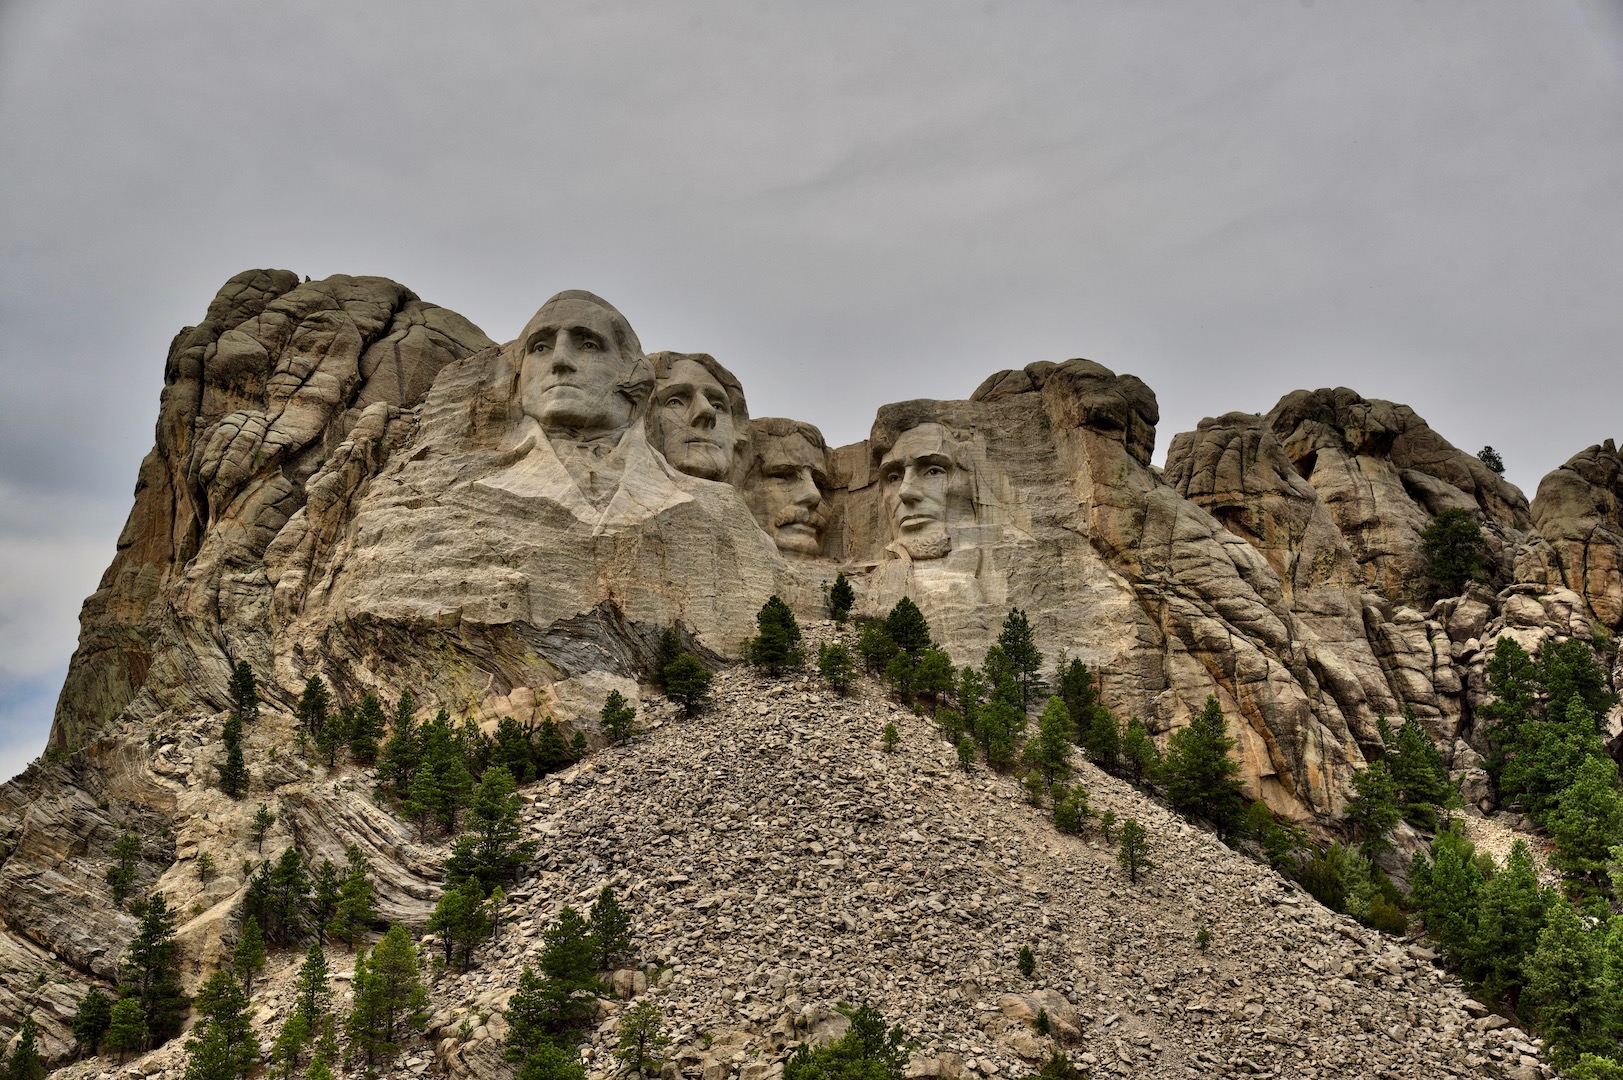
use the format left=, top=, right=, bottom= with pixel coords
left=2, top=2, right=1620, bottom=781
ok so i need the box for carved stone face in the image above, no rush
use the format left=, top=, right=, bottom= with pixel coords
left=752, top=431, right=830, bottom=555
left=519, top=297, right=639, bottom=437
left=880, top=423, right=964, bottom=560
left=653, top=358, right=738, bottom=480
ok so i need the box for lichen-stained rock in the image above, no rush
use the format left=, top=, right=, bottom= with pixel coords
left=1265, top=388, right=1530, bottom=600
left=51, top=272, right=492, bottom=752
left=1518, top=439, right=1623, bottom=629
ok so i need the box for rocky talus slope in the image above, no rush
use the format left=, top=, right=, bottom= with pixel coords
left=49, top=629, right=1554, bottom=1080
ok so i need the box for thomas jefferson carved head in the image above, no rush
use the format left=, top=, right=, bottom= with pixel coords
left=745, top=418, right=830, bottom=556
left=517, top=291, right=652, bottom=438
left=874, top=421, right=974, bottom=560
left=648, top=352, right=750, bottom=481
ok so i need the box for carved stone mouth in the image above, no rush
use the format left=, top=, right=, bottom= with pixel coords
left=900, top=515, right=937, bottom=529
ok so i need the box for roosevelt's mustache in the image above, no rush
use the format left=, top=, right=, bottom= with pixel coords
left=774, top=505, right=828, bottom=530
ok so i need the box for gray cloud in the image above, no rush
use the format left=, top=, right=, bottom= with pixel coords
left=2, top=0, right=1620, bottom=778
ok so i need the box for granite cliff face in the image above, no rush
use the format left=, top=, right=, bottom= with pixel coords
left=43, top=274, right=1623, bottom=820
left=4, top=271, right=1619, bottom=1065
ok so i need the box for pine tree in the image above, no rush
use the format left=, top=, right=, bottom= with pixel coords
left=309, top=859, right=342, bottom=945
left=218, top=712, right=249, bottom=798
left=123, top=892, right=188, bottom=1048
left=105, top=997, right=145, bottom=1062
left=747, top=595, right=805, bottom=674
left=1345, top=759, right=1402, bottom=855
left=653, top=627, right=683, bottom=690
left=1163, top=696, right=1245, bottom=836
left=818, top=641, right=856, bottom=694
left=446, top=765, right=538, bottom=891
left=1419, top=508, right=1488, bottom=598
left=884, top=597, right=932, bottom=658
left=664, top=654, right=713, bottom=717
left=1466, top=840, right=1551, bottom=1007
left=913, top=648, right=956, bottom=712
left=232, top=915, right=267, bottom=997
left=1477, top=446, right=1505, bottom=475
left=1526, top=898, right=1614, bottom=1067
left=292, top=942, right=331, bottom=1029
left=1052, top=784, right=1089, bottom=834
left=268, top=1011, right=310, bottom=1080
left=534, top=717, right=571, bottom=776
left=782, top=1004, right=909, bottom=1080
left=316, top=707, right=348, bottom=767
left=600, top=690, right=638, bottom=745
left=1408, top=826, right=1485, bottom=967
left=1385, top=712, right=1455, bottom=830
left=568, top=729, right=589, bottom=762
left=186, top=970, right=258, bottom=1079
left=1119, top=717, right=1161, bottom=788
left=997, top=608, right=1043, bottom=709
left=956, top=737, right=976, bottom=773
left=615, top=998, right=672, bottom=1074
left=857, top=622, right=897, bottom=674
left=72, top=987, right=113, bottom=1058
left=228, top=661, right=259, bottom=725
left=346, top=924, right=429, bottom=1068
left=1117, top=819, right=1153, bottom=884
left=828, top=572, right=855, bottom=623
left=958, top=666, right=985, bottom=740
left=428, top=878, right=490, bottom=971
left=1023, top=696, right=1074, bottom=785
left=349, top=692, right=386, bottom=764
left=106, top=829, right=141, bottom=905
left=378, top=691, right=422, bottom=797
left=1548, top=755, right=1623, bottom=890
left=503, top=909, right=604, bottom=1048
left=884, top=651, right=917, bottom=703
left=196, top=850, right=216, bottom=885
left=589, top=886, right=634, bottom=969
left=7, top=1017, right=45, bottom=1080
left=295, top=676, right=332, bottom=743
left=251, top=803, right=276, bottom=854
left=328, top=845, right=377, bottom=948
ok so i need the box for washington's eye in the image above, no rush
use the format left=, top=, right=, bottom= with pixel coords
left=578, top=338, right=601, bottom=351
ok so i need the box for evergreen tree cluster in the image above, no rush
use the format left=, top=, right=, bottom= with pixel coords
left=243, top=844, right=378, bottom=948
left=1482, top=636, right=1621, bottom=894
left=503, top=889, right=640, bottom=1078
left=71, top=891, right=190, bottom=1060
left=1409, top=827, right=1623, bottom=1070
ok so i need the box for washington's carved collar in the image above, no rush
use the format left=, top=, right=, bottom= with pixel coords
left=476, top=417, right=694, bottom=532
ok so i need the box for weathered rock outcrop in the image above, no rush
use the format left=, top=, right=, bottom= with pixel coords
left=1519, top=439, right=1623, bottom=629
left=52, top=271, right=493, bottom=752
left=1265, top=388, right=1529, bottom=601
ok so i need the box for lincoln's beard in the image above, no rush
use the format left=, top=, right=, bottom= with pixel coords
left=897, top=527, right=951, bottom=561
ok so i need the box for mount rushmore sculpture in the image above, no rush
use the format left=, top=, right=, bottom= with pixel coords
left=48, top=271, right=1623, bottom=827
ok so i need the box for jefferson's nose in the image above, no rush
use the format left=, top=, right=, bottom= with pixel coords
left=689, top=396, right=717, bottom=427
